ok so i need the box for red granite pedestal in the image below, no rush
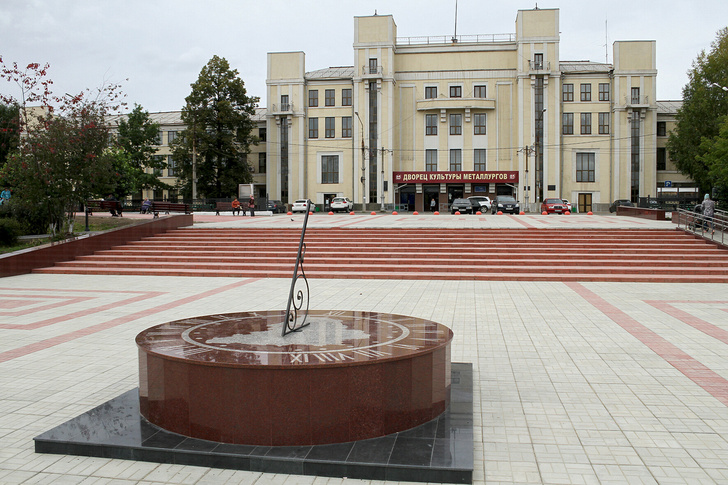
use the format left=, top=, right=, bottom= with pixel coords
left=136, top=310, right=453, bottom=446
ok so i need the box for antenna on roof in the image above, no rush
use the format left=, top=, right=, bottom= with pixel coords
left=604, top=17, right=609, bottom=63
left=452, top=0, right=458, bottom=43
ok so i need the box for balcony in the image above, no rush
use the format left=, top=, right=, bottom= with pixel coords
left=362, top=65, right=384, bottom=78
left=528, top=60, right=551, bottom=72
left=416, top=97, right=495, bottom=111
left=625, top=95, right=650, bottom=108
left=271, top=102, right=295, bottom=115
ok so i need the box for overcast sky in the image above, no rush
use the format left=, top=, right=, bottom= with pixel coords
left=2, top=0, right=726, bottom=114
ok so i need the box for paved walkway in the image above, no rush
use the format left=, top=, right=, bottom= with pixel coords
left=2, top=215, right=728, bottom=484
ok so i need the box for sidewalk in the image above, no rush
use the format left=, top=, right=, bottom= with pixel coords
left=1, top=216, right=728, bottom=484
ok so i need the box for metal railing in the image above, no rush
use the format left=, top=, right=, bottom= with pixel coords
left=625, top=95, right=650, bottom=106
left=674, top=207, right=727, bottom=246
left=528, top=60, right=551, bottom=71
left=397, top=33, right=515, bottom=45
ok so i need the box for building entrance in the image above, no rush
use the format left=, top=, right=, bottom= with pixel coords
left=447, top=185, right=464, bottom=211
left=423, top=185, right=440, bottom=212
left=397, top=185, right=415, bottom=211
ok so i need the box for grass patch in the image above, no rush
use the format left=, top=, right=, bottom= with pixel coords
left=0, top=215, right=142, bottom=254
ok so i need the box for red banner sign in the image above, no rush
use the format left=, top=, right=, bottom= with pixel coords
left=392, top=171, right=519, bottom=184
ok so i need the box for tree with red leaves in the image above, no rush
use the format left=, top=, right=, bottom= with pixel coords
left=0, top=57, right=127, bottom=235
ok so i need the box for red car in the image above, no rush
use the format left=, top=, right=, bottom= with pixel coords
left=540, top=198, right=566, bottom=214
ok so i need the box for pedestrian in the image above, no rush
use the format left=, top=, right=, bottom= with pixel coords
left=231, top=198, right=241, bottom=215
left=702, top=193, right=716, bottom=234
left=248, top=195, right=255, bottom=217
left=430, top=198, right=436, bottom=212
left=0, top=187, right=10, bottom=205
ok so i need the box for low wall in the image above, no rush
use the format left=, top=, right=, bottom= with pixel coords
left=616, top=206, right=666, bottom=220
left=0, top=215, right=193, bottom=278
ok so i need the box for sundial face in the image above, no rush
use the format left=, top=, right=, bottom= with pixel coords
left=136, top=310, right=452, bottom=367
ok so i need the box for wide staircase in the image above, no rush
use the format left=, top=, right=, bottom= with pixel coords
left=33, top=227, right=728, bottom=283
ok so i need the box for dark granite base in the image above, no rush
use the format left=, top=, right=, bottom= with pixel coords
left=35, top=363, right=473, bottom=484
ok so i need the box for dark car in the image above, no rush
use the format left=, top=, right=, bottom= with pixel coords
left=267, top=199, right=286, bottom=213
left=609, top=199, right=633, bottom=213
left=450, top=198, right=473, bottom=214
left=492, top=196, right=520, bottom=214
left=540, top=198, right=565, bottom=214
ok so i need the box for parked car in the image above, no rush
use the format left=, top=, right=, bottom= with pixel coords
left=561, top=198, right=572, bottom=212
left=267, top=199, right=286, bottom=213
left=291, top=199, right=315, bottom=213
left=609, top=199, right=633, bottom=213
left=451, top=198, right=474, bottom=214
left=540, top=198, right=566, bottom=214
left=491, top=196, right=520, bottom=214
left=468, top=196, right=492, bottom=212
left=330, top=197, right=353, bottom=212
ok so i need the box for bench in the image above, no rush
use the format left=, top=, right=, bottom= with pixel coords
left=215, top=201, right=246, bottom=215
left=151, top=201, right=191, bottom=218
left=86, top=200, right=123, bottom=216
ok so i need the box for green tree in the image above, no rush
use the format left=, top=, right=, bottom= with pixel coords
left=697, top=116, right=728, bottom=199
left=0, top=58, right=126, bottom=235
left=0, top=102, right=20, bottom=171
left=114, top=104, right=170, bottom=198
left=172, top=55, right=259, bottom=199
left=667, top=27, right=728, bottom=195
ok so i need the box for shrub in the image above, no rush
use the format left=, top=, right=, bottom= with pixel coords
left=0, top=218, right=22, bottom=246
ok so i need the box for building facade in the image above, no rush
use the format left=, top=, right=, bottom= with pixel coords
left=264, top=8, right=693, bottom=212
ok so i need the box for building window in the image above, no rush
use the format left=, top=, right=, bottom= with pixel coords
left=580, top=84, right=591, bottom=102
left=258, top=152, right=266, bottom=173
left=425, top=86, right=437, bottom=99
left=474, top=85, right=487, bottom=98
left=598, top=112, right=610, bottom=134
left=657, top=121, right=667, bottom=136
left=309, top=90, right=318, bottom=107
left=342, top=89, right=352, bottom=106
left=258, top=127, right=266, bottom=142
left=562, top=113, right=574, bottom=135
left=449, top=114, right=462, bottom=135
left=599, top=83, right=610, bottom=101
left=533, top=53, right=543, bottom=70
left=576, top=153, right=595, bottom=182
left=631, top=87, right=640, bottom=104
left=167, top=156, right=176, bottom=177
left=580, top=113, right=592, bottom=134
left=657, top=147, right=666, bottom=170
left=449, top=149, right=462, bottom=171
left=473, top=113, right=486, bottom=135
left=474, top=149, right=486, bottom=171
left=309, top=118, right=318, bottom=138
left=155, top=130, right=163, bottom=145
left=449, top=85, right=462, bottom=98
left=325, top=89, right=335, bottom=107
left=153, top=155, right=164, bottom=175
left=280, top=95, right=289, bottom=111
left=342, top=116, right=352, bottom=138
left=426, top=114, right=438, bottom=135
left=325, top=117, right=335, bottom=138
left=167, top=131, right=177, bottom=145
left=426, top=149, right=437, bottom=171
left=321, top=155, right=339, bottom=184
left=369, top=58, right=378, bottom=74
left=563, top=84, right=574, bottom=102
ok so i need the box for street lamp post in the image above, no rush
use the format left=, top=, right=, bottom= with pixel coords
left=354, top=111, right=366, bottom=211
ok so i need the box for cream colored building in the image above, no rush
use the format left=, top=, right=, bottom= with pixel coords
left=265, top=8, right=694, bottom=212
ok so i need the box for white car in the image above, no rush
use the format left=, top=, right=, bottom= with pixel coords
left=291, top=199, right=315, bottom=213
left=562, top=199, right=572, bottom=212
left=330, top=197, right=353, bottom=212
left=468, top=196, right=492, bottom=212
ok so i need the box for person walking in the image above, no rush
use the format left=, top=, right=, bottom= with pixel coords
left=702, top=193, right=716, bottom=234
left=430, top=198, right=436, bottom=212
